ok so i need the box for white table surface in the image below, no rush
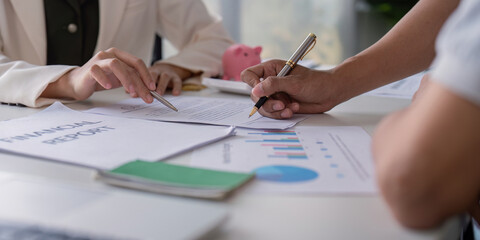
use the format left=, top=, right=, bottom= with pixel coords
left=0, top=88, right=461, bottom=240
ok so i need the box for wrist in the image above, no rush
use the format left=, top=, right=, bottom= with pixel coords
left=331, top=55, right=379, bottom=100
left=40, top=69, right=78, bottom=100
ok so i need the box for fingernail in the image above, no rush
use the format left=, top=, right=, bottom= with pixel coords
left=149, top=82, right=156, bottom=90
left=273, top=103, right=283, bottom=111
left=252, top=83, right=264, bottom=97
left=280, top=111, right=290, bottom=118
left=146, top=94, right=153, bottom=103
left=291, top=103, right=300, bottom=111
left=105, top=83, right=112, bottom=89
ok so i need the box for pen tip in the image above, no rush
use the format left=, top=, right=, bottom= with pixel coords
left=248, top=107, right=258, bottom=118
left=170, top=106, right=179, bottom=112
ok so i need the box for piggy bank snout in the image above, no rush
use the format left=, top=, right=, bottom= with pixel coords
left=222, top=44, right=263, bottom=81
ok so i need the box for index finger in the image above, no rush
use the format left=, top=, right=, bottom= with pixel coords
left=106, top=48, right=156, bottom=91
left=241, top=65, right=265, bottom=87
left=241, top=59, right=285, bottom=87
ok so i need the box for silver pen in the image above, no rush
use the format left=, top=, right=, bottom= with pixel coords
left=249, top=33, right=317, bottom=117
left=150, top=90, right=178, bottom=112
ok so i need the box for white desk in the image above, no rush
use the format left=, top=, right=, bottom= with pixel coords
left=0, top=88, right=461, bottom=240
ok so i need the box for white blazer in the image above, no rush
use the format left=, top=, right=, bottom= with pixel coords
left=0, top=0, right=233, bottom=107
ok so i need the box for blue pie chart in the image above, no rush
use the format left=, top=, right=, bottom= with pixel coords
left=254, top=165, right=318, bottom=182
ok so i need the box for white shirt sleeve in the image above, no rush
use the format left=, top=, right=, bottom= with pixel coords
left=474, top=218, right=480, bottom=240
left=430, top=0, right=480, bottom=107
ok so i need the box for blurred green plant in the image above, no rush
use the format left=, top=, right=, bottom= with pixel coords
left=366, top=0, right=418, bottom=25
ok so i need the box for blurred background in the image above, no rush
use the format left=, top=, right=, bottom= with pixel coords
left=163, top=0, right=417, bottom=65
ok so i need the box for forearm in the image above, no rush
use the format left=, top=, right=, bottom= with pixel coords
left=372, top=82, right=480, bottom=229
left=157, top=0, right=233, bottom=77
left=160, top=25, right=233, bottom=78
left=0, top=57, right=76, bottom=107
left=332, top=0, right=459, bottom=100
left=40, top=69, right=77, bottom=100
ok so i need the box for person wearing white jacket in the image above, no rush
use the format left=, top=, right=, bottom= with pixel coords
left=0, top=0, right=233, bottom=107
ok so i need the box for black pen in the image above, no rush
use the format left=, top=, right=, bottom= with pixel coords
left=248, top=33, right=317, bottom=117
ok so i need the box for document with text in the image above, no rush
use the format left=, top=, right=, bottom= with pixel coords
left=85, top=96, right=307, bottom=129
left=191, top=126, right=377, bottom=194
left=0, top=102, right=234, bottom=169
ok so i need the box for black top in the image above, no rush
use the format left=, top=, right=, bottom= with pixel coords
left=44, top=0, right=99, bottom=66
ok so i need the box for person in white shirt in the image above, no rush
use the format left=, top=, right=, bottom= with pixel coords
left=372, top=0, right=480, bottom=235
left=0, top=0, right=233, bottom=107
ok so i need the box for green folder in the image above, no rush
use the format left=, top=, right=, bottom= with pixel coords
left=96, top=160, right=254, bottom=199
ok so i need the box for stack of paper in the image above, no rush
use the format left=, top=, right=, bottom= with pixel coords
left=0, top=102, right=234, bottom=169
left=96, top=160, right=254, bottom=199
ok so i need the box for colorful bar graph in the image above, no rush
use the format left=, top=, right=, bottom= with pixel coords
left=245, top=138, right=300, bottom=143
left=246, top=130, right=307, bottom=160
left=262, top=144, right=304, bottom=151
left=261, top=144, right=301, bottom=147
left=248, top=130, right=296, bottom=136
left=268, top=153, right=308, bottom=160
left=272, top=146, right=303, bottom=150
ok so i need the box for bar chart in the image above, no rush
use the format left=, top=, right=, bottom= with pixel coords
left=245, top=130, right=308, bottom=160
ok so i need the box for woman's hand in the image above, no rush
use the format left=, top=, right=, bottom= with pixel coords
left=149, top=63, right=193, bottom=96
left=42, top=48, right=156, bottom=103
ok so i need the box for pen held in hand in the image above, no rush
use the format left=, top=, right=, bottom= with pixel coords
left=150, top=90, right=178, bottom=112
left=248, top=96, right=268, bottom=117
left=249, top=33, right=316, bottom=118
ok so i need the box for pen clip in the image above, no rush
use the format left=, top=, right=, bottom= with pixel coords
left=300, top=38, right=316, bottom=61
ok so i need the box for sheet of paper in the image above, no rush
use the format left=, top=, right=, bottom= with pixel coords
left=364, top=72, right=424, bottom=99
left=191, top=126, right=377, bottom=194
left=85, top=96, right=306, bottom=130
left=0, top=102, right=234, bottom=170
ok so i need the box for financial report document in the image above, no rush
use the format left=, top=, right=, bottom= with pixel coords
left=0, top=102, right=234, bottom=169
left=85, top=96, right=307, bottom=130
left=191, top=126, right=377, bottom=194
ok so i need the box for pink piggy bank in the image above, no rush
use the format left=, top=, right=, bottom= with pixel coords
left=222, top=44, right=262, bottom=81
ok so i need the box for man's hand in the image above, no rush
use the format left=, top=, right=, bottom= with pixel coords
left=241, top=59, right=339, bottom=119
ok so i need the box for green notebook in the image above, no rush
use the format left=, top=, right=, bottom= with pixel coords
left=96, top=160, right=254, bottom=199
